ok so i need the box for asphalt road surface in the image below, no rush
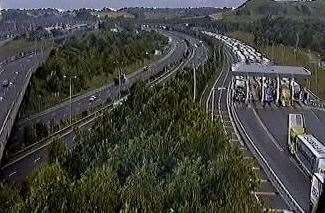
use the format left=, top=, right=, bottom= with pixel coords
left=0, top=31, right=208, bottom=183
left=201, top=30, right=325, bottom=212
left=17, top=31, right=191, bottom=128
left=0, top=54, right=43, bottom=128
left=236, top=107, right=310, bottom=212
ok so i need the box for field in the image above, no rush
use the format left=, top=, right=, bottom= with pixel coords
left=223, top=0, right=325, bottom=22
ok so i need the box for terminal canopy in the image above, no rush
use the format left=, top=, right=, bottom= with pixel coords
left=232, top=63, right=311, bottom=79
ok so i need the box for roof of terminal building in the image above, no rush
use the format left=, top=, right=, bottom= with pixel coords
left=232, top=63, right=311, bottom=78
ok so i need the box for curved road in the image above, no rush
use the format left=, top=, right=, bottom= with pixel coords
left=0, top=31, right=208, bottom=183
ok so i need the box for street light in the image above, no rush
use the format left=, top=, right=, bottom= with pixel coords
left=63, top=75, right=77, bottom=125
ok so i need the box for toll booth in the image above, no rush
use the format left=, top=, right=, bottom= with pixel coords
left=231, top=63, right=311, bottom=107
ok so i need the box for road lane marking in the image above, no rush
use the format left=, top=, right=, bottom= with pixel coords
left=8, top=171, right=17, bottom=177
left=232, top=107, right=305, bottom=212
left=253, top=191, right=277, bottom=196
left=258, top=179, right=268, bottom=183
left=251, top=107, right=284, bottom=152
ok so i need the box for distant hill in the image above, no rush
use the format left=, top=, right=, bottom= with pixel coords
left=123, top=7, right=226, bottom=20
left=225, top=0, right=325, bottom=21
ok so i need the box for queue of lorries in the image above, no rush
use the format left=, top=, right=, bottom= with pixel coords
left=203, top=31, right=308, bottom=108
left=203, top=31, right=323, bottom=212
left=203, top=31, right=271, bottom=65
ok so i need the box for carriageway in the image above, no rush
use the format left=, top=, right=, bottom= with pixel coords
left=231, top=63, right=311, bottom=107
left=230, top=63, right=325, bottom=212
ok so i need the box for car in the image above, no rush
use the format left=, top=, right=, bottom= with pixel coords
left=0, top=97, right=3, bottom=102
left=89, top=95, right=97, bottom=102
left=14, top=71, right=18, bottom=75
left=9, top=82, right=13, bottom=87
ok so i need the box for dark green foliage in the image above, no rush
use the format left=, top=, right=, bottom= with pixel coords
left=49, top=138, right=68, bottom=164
left=21, top=29, right=167, bottom=115
left=26, top=164, right=71, bottom=212
left=1, top=56, right=260, bottom=212
left=0, top=183, right=24, bottom=212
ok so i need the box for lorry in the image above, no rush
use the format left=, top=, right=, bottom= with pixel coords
left=288, top=114, right=325, bottom=176
left=288, top=114, right=325, bottom=212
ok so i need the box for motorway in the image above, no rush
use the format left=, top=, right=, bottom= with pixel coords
left=0, top=53, right=46, bottom=154
left=0, top=31, right=208, bottom=183
left=16, top=31, right=207, bottom=129
left=203, top=31, right=325, bottom=212
left=203, top=32, right=312, bottom=211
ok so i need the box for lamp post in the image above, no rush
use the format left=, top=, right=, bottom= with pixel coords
left=63, top=75, right=77, bottom=125
left=211, top=87, right=215, bottom=121
left=193, top=65, right=196, bottom=102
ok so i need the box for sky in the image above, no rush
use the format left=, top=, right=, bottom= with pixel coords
left=1, top=0, right=247, bottom=10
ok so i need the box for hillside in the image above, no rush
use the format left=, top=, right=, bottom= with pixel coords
left=225, top=0, right=325, bottom=21
left=123, top=7, right=225, bottom=20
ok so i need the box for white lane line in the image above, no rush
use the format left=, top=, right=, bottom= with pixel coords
left=258, top=179, right=268, bottom=183
left=232, top=107, right=305, bottom=213
left=8, top=171, right=17, bottom=177
left=253, top=191, right=277, bottom=196
left=251, top=107, right=284, bottom=152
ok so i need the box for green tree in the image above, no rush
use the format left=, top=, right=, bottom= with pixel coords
left=71, top=166, right=121, bottom=212
left=0, top=183, right=25, bottom=213
left=26, top=164, right=71, bottom=212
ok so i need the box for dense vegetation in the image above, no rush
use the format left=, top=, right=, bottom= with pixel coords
left=230, top=0, right=325, bottom=21
left=0, top=69, right=261, bottom=212
left=189, top=0, right=325, bottom=98
left=21, top=29, right=167, bottom=115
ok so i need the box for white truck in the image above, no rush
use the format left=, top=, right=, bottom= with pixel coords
left=288, top=114, right=325, bottom=212
left=288, top=114, right=325, bottom=176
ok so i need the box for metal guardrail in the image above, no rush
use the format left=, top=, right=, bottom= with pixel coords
left=0, top=68, right=34, bottom=162
left=1, top=32, right=206, bottom=169
left=2, top=96, right=128, bottom=169
left=0, top=51, right=49, bottom=163
left=17, top=32, right=186, bottom=127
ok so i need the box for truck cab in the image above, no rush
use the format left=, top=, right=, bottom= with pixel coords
left=288, top=114, right=305, bottom=154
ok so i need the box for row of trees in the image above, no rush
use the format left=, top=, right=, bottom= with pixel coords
left=21, top=28, right=167, bottom=115
left=0, top=67, right=261, bottom=212
left=196, top=16, right=325, bottom=59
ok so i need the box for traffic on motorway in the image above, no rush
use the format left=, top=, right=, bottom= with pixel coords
left=204, top=31, right=325, bottom=212
left=0, top=53, right=45, bottom=154
left=0, top=27, right=324, bottom=213
left=0, top=31, right=208, bottom=184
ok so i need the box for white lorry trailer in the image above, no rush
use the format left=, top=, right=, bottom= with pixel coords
left=288, top=114, right=325, bottom=176
left=288, top=114, right=325, bottom=212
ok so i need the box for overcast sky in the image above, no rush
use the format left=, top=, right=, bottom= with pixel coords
left=2, top=0, right=247, bottom=10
